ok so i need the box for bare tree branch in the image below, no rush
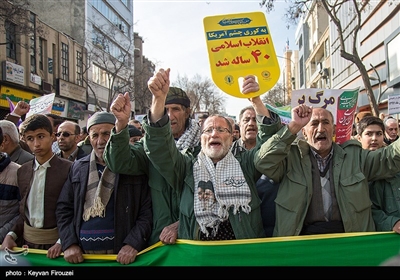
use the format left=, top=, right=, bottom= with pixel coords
left=173, top=74, right=226, bottom=116
left=259, top=0, right=393, bottom=116
left=82, top=18, right=135, bottom=112
left=0, top=0, right=47, bottom=50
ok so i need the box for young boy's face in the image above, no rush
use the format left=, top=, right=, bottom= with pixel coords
left=24, top=128, right=55, bottom=160
left=357, top=124, right=384, bottom=151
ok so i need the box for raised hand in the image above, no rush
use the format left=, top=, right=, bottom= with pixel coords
left=148, top=68, right=171, bottom=122
left=110, top=92, right=131, bottom=133
left=241, top=75, right=260, bottom=94
left=147, top=68, right=170, bottom=99
left=13, top=101, right=30, bottom=116
left=288, top=104, right=313, bottom=135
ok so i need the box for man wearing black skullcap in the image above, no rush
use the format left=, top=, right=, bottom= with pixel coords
left=163, top=86, right=201, bottom=149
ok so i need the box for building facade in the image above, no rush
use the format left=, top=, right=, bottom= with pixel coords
left=0, top=3, right=87, bottom=122
left=133, top=32, right=155, bottom=116
left=330, top=1, right=400, bottom=114
left=29, top=0, right=136, bottom=125
left=291, top=0, right=400, bottom=116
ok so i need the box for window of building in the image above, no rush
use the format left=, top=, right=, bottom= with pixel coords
left=324, top=39, right=330, bottom=58
left=113, top=77, right=126, bottom=92
left=29, top=13, right=36, bottom=73
left=299, top=57, right=304, bottom=87
left=62, top=42, right=69, bottom=81
left=5, top=21, right=16, bottom=60
left=92, top=64, right=109, bottom=88
left=298, top=35, right=303, bottom=51
left=50, top=43, right=56, bottom=75
left=385, top=26, right=400, bottom=88
left=90, top=0, right=130, bottom=36
left=76, top=51, right=83, bottom=86
left=92, top=27, right=127, bottom=62
left=39, top=38, right=45, bottom=71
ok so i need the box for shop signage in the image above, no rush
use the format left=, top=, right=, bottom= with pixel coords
left=67, top=100, right=85, bottom=120
left=58, top=78, right=86, bottom=103
left=2, top=61, right=25, bottom=86
left=31, top=73, right=42, bottom=85
left=0, top=85, right=39, bottom=109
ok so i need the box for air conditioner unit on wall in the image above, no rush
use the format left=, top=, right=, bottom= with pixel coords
left=319, top=68, right=329, bottom=78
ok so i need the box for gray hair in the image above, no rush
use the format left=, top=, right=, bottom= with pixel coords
left=0, top=120, right=20, bottom=144
left=384, top=116, right=397, bottom=128
left=238, top=106, right=255, bottom=122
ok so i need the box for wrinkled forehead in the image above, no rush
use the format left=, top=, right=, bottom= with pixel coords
left=165, top=103, right=185, bottom=111
left=203, top=116, right=229, bottom=128
left=242, top=108, right=256, bottom=118
left=310, top=108, right=334, bottom=123
left=89, top=123, right=114, bottom=133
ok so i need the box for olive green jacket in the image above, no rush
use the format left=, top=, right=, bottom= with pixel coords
left=105, top=127, right=179, bottom=246
left=369, top=173, right=400, bottom=231
left=255, top=125, right=400, bottom=237
left=142, top=114, right=282, bottom=240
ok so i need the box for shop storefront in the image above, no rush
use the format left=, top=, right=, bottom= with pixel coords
left=0, top=85, right=41, bottom=119
left=0, top=85, right=87, bottom=123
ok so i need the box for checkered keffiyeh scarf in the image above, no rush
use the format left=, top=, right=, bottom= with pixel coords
left=175, top=118, right=201, bottom=151
left=82, top=150, right=116, bottom=221
left=193, top=151, right=252, bottom=237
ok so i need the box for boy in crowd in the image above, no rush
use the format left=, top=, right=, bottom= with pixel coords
left=1, top=114, right=72, bottom=258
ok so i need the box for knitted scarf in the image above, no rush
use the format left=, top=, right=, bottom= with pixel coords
left=193, top=151, right=251, bottom=237
left=175, top=118, right=201, bottom=151
left=82, top=150, right=116, bottom=221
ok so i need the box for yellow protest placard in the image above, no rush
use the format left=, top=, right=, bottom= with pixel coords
left=204, top=11, right=280, bottom=98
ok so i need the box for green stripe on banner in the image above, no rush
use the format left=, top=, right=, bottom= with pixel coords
left=265, top=103, right=291, bottom=124
left=1, top=232, right=400, bottom=267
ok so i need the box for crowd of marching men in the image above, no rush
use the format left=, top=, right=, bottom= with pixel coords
left=0, top=68, right=400, bottom=265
